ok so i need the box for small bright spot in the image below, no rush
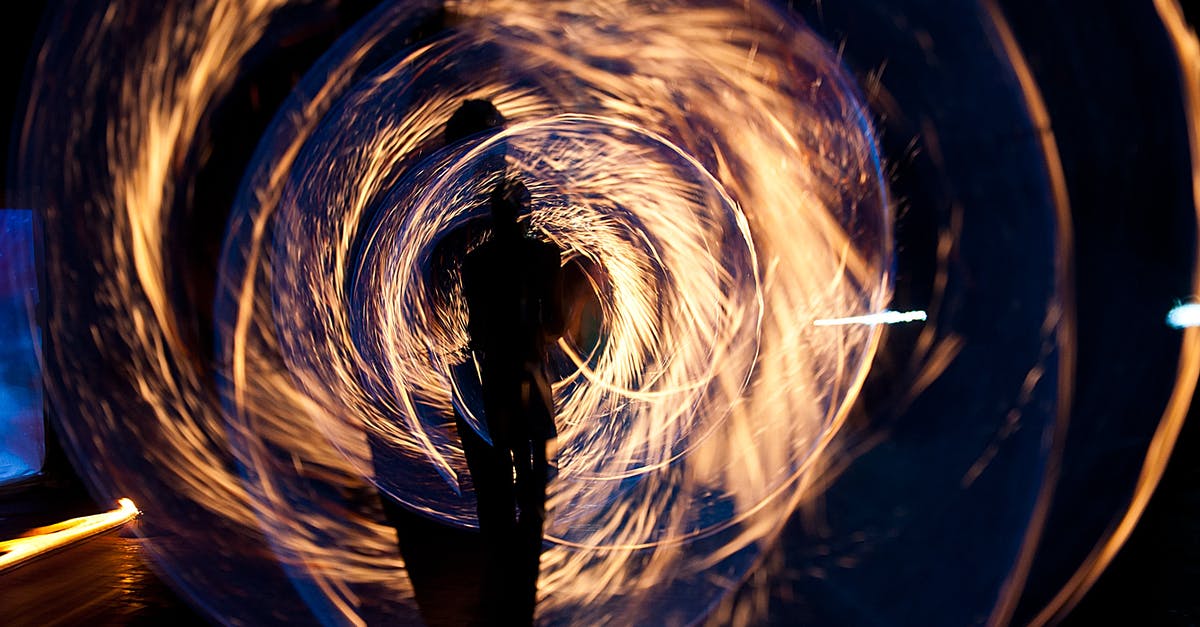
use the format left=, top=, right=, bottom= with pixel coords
left=813, top=310, right=928, bottom=327
left=1167, top=303, right=1200, bottom=329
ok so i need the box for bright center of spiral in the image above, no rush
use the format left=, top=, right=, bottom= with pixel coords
left=255, top=0, right=889, bottom=557
left=467, top=117, right=753, bottom=454
left=355, top=115, right=760, bottom=515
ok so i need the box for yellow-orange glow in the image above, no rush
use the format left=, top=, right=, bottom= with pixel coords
left=1025, top=2, right=1200, bottom=623
left=225, top=2, right=890, bottom=622
left=15, top=0, right=1200, bottom=624
left=979, top=3, right=1078, bottom=625
left=20, top=0, right=889, bottom=623
left=0, top=499, right=140, bottom=573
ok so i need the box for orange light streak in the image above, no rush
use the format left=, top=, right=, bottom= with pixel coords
left=0, top=499, right=140, bottom=573
left=20, top=1, right=891, bottom=623
left=1026, top=1, right=1200, bottom=623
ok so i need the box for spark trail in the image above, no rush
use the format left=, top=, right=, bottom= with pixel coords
left=814, top=310, right=928, bottom=327
left=16, top=1, right=892, bottom=624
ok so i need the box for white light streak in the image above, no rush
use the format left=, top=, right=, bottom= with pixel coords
left=1167, top=303, right=1200, bottom=328
left=813, top=310, right=928, bottom=327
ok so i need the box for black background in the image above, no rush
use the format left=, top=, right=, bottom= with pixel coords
left=2, top=1, right=1199, bottom=624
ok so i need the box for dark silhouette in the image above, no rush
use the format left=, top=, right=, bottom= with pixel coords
left=460, top=178, right=563, bottom=625
left=372, top=99, right=563, bottom=626
left=444, top=100, right=506, bottom=146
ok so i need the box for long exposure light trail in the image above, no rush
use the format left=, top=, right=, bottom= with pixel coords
left=813, top=309, right=928, bottom=327
left=1027, top=2, right=1200, bottom=624
left=16, top=1, right=891, bottom=624
left=0, top=499, right=140, bottom=573
left=12, top=1, right=1200, bottom=625
left=209, top=2, right=892, bottom=622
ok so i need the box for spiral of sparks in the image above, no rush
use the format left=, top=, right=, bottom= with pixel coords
left=16, top=0, right=889, bottom=624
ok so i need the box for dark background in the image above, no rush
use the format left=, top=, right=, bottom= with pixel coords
left=2, top=1, right=1199, bottom=624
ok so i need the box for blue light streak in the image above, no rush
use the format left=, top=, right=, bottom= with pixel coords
left=1167, top=303, right=1200, bottom=329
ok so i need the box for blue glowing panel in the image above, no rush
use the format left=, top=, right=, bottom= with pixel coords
left=0, top=210, right=43, bottom=485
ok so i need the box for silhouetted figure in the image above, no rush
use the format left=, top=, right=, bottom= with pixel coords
left=371, top=99, right=563, bottom=626
left=461, top=178, right=563, bottom=626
